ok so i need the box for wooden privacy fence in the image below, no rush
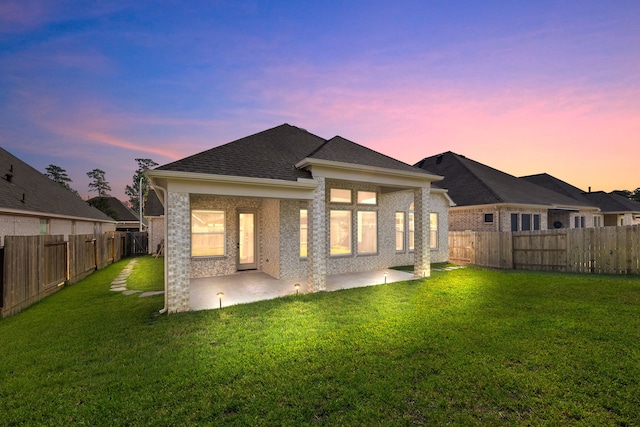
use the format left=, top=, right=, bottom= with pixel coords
left=449, top=225, right=640, bottom=274
left=0, top=232, right=144, bottom=318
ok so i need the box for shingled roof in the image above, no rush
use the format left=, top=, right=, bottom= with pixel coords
left=0, top=147, right=114, bottom=222
left=305, top=136, right=433, bottom=174
left=414, top=151, right=593, bottom=208
left=521, top=173, right=640, bottom=214
left=144, top=190, right=164, bottom=217
left=520, top=173, right=591, bottom=204
left=88, top=196, right=141, bottom=222
left=582, top=191, right=640, bottom=213
left=155, top=124, right=432, bottom=180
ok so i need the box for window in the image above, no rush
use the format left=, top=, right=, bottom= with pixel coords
left=39, top=219, right=49, bottom=235
left=484, top=213, right=494, bottom=223
left=357, top=191, right=376, bottom=205
left=511, top=213, right=519, bottom=232
left=330, top=210, right=351, bottom=255
left=300, top=209, right=308, bottom=257
left=430, top=212, right=438, bottom=249
left=191, top=210, right=225, bottom=257
left=330, top=188, right=351, bottom=203
left=357, top=211, right=377, bottom=254
left=71, top=220, right=76, bottom=235
left=395, top=212, right=405, bottom=251
left=408, top=212, right=415, bottom=251
left=533, top=214, right=540, bottom=231
left=522, top=214, right=531, bottom=231
left=594, top=216, right=602, bottom=227
left=581, top=216, right=585, bottom=228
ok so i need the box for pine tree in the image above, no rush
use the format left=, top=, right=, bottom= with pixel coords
left=87, top=168, right=111, bottom=197
left=125, top=158, right=158, bottom=212
left=44, top=164, right=79, bottom=195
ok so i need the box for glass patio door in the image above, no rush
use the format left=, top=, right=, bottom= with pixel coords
left=238, top=211, right=257, bottom=270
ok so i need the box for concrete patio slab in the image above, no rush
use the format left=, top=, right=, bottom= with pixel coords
left=190, top=268, right=417, bottom=311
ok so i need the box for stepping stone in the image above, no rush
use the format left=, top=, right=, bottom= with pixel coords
left=123, top=290, right=141, bottom=295
left=139, top=291, right=165, bottom=298
left=110, top=287, right=126, bottom=292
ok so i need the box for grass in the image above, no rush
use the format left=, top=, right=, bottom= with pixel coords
left=1, top=258, right=640, bottom=426
left=126, top=255, right=164, bottom=292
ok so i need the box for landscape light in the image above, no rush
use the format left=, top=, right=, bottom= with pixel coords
left=294, top=283, right=300, bottom=295
left=384, top=272, right=387, bottom=284
left=216, top=292, right=224, bottom=309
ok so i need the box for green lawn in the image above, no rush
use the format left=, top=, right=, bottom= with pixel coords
left=1, top=257, right=639, bottom=426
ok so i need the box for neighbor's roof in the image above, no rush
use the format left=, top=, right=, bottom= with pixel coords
left=155, top=124, right=436, bottom=180
left=88, top=196, right=141, bottom=222
left=414, top=151, right=594, bottom=208
left=521, top=173, right=640, bottom=214
left=144, top=189, right=164, bottom=217
left=582, top=191, right=640, bottom=213
left=0, top=147, right=114, bottom=222
left=520, top=173, right=590, bottom=204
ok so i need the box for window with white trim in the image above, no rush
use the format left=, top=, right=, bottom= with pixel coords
left=300, top=209, right=307, bottom=257
left=395, top=212, right=405, bottom=252
left=357, top=211, right=377, bottom=254
left=430, top=213, right=438, bottom=249
left=330, top=210, right=351, bottom=255
left=191, top=210, right=225, bottom=257
left=330, top=188, right=351, bottom=203
left=357, top=191, right=376, bottom=205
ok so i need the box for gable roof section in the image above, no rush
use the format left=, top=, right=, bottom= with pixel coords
left=414, top=151, right=593, bottom=208
left=0, top=147, right=114, bottom=222
left=582, top=191, right=640, bottom=213
left=155, top=124, right=326, bottom=181
left=306, top=136, right=433, bottom=175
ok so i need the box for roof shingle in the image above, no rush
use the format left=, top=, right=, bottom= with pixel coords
left=0, top=147, right=114, bottom=222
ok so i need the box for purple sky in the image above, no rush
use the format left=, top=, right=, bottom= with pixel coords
left=1, top=1, right=639, bottom=202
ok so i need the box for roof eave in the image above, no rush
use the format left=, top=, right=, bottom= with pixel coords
left=295, top=157, right=443, bottom=182
left=0, top=207, right=116, bottom=223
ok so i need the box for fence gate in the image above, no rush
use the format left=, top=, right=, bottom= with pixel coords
left=127, top=232, right=148, bottom=256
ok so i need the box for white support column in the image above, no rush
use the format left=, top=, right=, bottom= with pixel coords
left=307, top=177, right=326, bottom=292
left=414, top=186, right=431, bottom=278
left=167, top=191, right=191, bottom=313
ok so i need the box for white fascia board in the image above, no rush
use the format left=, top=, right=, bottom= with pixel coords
left=0, top=208, right=116, bottom=223
left=431, top=187, right=456, bottom=207
left=295, top=158, right=443, bottom=187
left=147, top=170, right=318, bottom=200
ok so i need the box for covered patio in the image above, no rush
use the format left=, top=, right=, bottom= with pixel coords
left=190, top=268, right=417, bottom=310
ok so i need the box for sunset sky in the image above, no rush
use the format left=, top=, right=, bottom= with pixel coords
left=1, top=1, right=639, bottom=201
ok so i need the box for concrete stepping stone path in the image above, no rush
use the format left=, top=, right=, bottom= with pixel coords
left=110, top=259, right=164, bottom=298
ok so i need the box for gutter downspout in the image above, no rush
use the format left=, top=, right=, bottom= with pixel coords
left=155, top=184, right=169, bottom=315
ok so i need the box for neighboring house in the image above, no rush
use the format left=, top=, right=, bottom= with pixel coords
left=148, top=124, right=451, bottom=313
left=144, top=189, right=164, bottom=254
left=521, top=173, right=640, bottom=226
left=88, top=196, right=146, bottom=231
left=414, top=152, right=600, bottom=232
left=0, top=147, right=116, bottom=245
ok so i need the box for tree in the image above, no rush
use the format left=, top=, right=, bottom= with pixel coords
left=87, top=168, right=111, bottom=197
left=632, top=188, right=640, bottom=202
left=125, top=158, right=158, bottom=213
left=44, top=164, right=79, bottom=195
